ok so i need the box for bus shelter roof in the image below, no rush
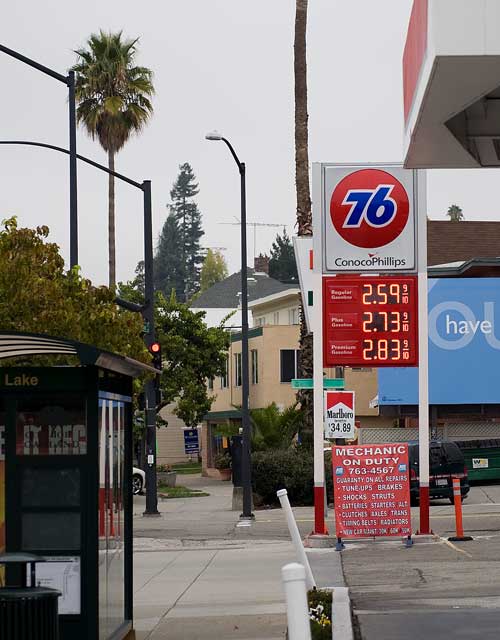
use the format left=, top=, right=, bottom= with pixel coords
left=0, top=332, right=158, bottom=378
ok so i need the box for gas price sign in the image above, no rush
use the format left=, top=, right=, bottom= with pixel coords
left=323, top=276, right=418, bottom=367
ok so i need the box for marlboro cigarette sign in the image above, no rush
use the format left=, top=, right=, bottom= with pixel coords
left=324, top=391, right=355, bottom=439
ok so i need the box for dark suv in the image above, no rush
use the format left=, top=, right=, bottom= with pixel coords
left=408, top=441, right=470, bottom=505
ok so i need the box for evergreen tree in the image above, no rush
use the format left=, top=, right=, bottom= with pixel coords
left=118, top=260, right=145, bottom=304
left=168, top=163, right=204, bottom=299
left=154, top=213, right=184, bottom=298
left=269, top=229, right=298, bottom=282
left=200, top=250, right=229, bottom=292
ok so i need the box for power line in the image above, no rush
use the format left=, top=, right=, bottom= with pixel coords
left=218, top=219, right=287, bottom=260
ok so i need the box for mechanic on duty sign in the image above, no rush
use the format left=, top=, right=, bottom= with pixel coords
left=320, top=165, right=417, bottom=273
left=324, top=391, right=355, bottom=439
left=332, top=443, right=411, bottom=538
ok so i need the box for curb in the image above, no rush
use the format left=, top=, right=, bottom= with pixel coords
left=306, top=550, right=354, bottom=640
left=332, top=587, right=354, bottom=640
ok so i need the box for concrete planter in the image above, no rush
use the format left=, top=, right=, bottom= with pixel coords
left=157, top=471, right=177, bottom=487
left=217, top=468, right=232, bottom=481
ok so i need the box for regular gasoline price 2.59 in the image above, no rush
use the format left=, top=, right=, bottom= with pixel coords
left=323, top=276, right=418, bottom=367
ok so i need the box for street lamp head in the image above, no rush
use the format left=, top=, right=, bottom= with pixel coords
left=205, top=130, right=223, bottom=141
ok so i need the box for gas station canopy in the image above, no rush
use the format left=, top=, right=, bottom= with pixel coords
left=404, top=0, right=500, bottom=168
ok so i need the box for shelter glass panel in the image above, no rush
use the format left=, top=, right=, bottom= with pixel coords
left=0, top=399, right=4, bottom=586
left=16, top=394, right=86, bottom=455
left=98, top=397, right=127, bottom=638
left=22, top=512, right=80, bottom=550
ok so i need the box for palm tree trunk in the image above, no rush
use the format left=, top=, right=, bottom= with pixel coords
left=294, top=0, right=313, bottom=446
left=108, top=149, right=116, bottom=289
left=294, top=0, right=312, bottom=236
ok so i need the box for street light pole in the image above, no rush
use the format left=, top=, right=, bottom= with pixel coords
left=142, top=179, right=160, bottom=516
left=0, top=43, right=78, bottom=267
left=68, top=70, right=78, bottom=267
left=205, top=132, right=254, bottom=520
left=0, top=139, right=160, bottom=515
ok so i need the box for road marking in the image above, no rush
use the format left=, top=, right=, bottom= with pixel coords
left=439, top=536, right=473, bottom=558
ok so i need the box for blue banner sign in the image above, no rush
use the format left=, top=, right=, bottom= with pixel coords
left=379, top=278, right=500, bottom=404
left=183, top=428, right=199, bottom=454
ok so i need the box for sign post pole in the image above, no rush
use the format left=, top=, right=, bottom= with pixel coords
left=310, top=164, right=327, bottom=537
left=313, top=270, right=327, bottom=535
left=416, top=172, right=430, bottom=534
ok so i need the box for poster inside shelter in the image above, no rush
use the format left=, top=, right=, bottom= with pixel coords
left=332, top=443, right=411, bottom=538
left=0, top=423, right=4, bottom=586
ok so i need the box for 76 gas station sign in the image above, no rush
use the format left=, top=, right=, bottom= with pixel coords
left=321, top=166, right=417, bottom=274
left=316, top=163, right=420, bottom=367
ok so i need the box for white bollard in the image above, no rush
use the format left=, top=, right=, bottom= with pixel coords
left=282, top=563, right=312, bottom=640
left=277, top=488, right=316, bottom=590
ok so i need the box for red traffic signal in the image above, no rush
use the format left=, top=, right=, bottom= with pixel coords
left=149, top=342, right=162, bottom=370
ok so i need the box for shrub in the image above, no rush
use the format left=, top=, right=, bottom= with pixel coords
left=157, top=464, right=172, bottom=472
left=214, top=451, right=231, bottom=470
left=251, top=403, right=304, bottom=451
left=308, top=589, right=332, bottom=639
left=251, top=447, right=334, bottom=506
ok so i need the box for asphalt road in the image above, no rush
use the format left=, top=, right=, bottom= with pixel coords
left=134, top=477, right=500, bottom=639
left=342, top=483, right=500, bottom=640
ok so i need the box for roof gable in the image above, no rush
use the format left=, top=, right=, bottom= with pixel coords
left=191, top=268, right=296, bottom=309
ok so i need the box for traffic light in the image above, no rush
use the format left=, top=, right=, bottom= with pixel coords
left=150, top=341, right=162, bottom=370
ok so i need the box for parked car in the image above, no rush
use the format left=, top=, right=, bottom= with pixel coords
left=408, top=441, right=469, bottom=505
left=133, top=467, right=146, bottom=495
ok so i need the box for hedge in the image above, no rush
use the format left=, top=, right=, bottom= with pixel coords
left=251, top=447, right=334, bottom=506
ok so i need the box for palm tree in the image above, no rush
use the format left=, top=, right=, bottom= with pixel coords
left=294, top=0, right=313, bottom=446
left=72, top=31, right=154, bottom=288
left=250, top=403, right=304, bottom=451
left=446, top=204, right=464, bottom=222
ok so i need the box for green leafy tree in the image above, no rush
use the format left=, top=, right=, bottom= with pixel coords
left=250, top=403, right=304, bottom=451
left=161, top=163, right=204, bottom=300
left=156, top=292, right=230, bottom=427
left=269, top=229, right=298, bottom=282
left=72, top=31, right=154, bottom=288
left=120, top=262, right=231, bottom=428
left=118, top=260, right=145, bottom=305
left=0, top=217, right=147, bottom=362
left=446, top=204, right=464, bottom=222
left=200, top=249, right=228, bottom=292
left=153, top=213, right=184, bottom=298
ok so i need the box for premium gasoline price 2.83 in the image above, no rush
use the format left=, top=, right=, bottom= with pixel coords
left=322, top=276, right=418, bottom=367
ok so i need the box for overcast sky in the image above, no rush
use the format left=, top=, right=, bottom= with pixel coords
left=2, top=1, right=500, bottom=286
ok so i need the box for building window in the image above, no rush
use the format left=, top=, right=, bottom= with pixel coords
left=234, top=353, right=242, bottom=387
left=273, top=311, right=280, bottom=325
left=251, top=350, right=258, bottom=384
left=208, top=377, right=214, bottom=390
left=220, top=357, right=228, bottom=389
left=288, top=308, right=299, bottom=325
left=280, top=349, right=300, bottom=383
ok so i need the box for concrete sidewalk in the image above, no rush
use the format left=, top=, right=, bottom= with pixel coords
left=133, top=475, right=346, bottom=639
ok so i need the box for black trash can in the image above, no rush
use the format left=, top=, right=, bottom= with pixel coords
left=0, top=553, right=61, bottom=640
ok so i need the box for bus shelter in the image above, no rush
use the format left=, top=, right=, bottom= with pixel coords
left=0, top=332, right=158, bottom=640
